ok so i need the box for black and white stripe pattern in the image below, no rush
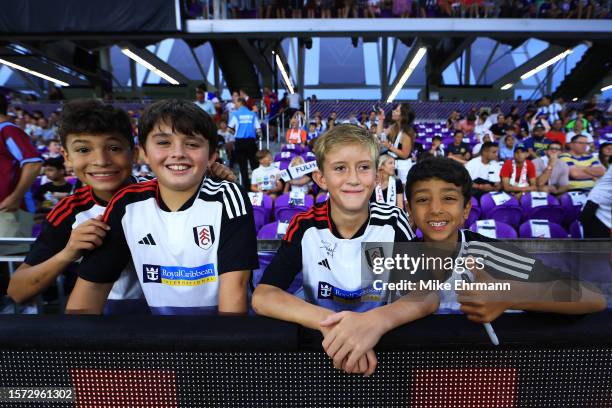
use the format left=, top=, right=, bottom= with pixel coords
left=200, top=178, right=247, bottom=219
left=369, top=202, right=416, bottom=240
left=466, top=240, right=535, bottom=280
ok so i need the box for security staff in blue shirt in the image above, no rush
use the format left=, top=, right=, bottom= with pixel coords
left=228, top=98, right=262, bottom=189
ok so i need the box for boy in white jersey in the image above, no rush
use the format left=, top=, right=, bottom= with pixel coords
left=66, top=99, right=258, bottom=315
left=404, top=157, right=605, bottom=323
left=253, top=125, right=438, bottom=376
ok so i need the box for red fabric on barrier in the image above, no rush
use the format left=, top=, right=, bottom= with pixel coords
left=411, top=368, right=517, bottom=407
left=71, top=368, right=178, bottom=407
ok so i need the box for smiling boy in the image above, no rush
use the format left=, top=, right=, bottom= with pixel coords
left=253, top=125, right=437, bottom=376
left=65, top=99, right=258, bottom=315
left=405, top=157, right=605, bottom=322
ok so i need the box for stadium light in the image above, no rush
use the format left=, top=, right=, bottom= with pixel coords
left=500, top=83, right=513, bottom=91
left=0, top=58, right=69, bottom=87
left=572, top=97, right=578, bottom=101
left=386, top=47, right=427, bottom=103
left=601, top=84, right=612, bottom=92
left=519, top=49, right=573, bottom=81
left=121, top=48, right=180, bottom=85
left=273, top=51, right=294, bottom=95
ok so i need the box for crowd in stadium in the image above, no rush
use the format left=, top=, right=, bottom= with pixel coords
left=185, top=0, right=612, bottom=19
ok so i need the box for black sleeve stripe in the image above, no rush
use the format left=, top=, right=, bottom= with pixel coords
left=466, top=241, right=536, bottom=267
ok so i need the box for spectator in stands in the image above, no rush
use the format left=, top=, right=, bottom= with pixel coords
left=376, top=104, right=416, bottom=184
left=599, top=141, right=612, bottom=169
left=523, top=123, right=551, bottom=159
left=458, top=113, right=476, bottom=135
left=34, top=157, right=71, bottom=218
left=536, top=95, right=562, bottom=123
left=287, top=88, right=302, bottom=118
left=286, top=118, right=307, bottom=145
left=229, top=97, right=261, bottom=189
left=194, top=85, right=216, bottom=117
left=464, top=142, right=501, bottom=199
left=370, top=154, right=404, bottom=209
left=365, top=111, right=377, bottom=129
left=283, top=155, right=313, bottom=196
left=307, top=122, right=320, bottom=146
left=473, top=111, right=491, bottom=142
left=253, top=125, right=430, bottom=377
left=365, top=0, right=381, bottom=16
left=393, top=0, right=413, bottom=16
left=581, top=166, right=612, bottom=238
left=566, top=118, right=593, bottom=145
left=274, top=0, right=287, bottom=17
left=35, top=118, right=55, bottom=141
left=534, top=142, right=570, bottom=196
left=0, top=95, right=42, bottom=257
left=499, top=129, right=517, bottom=161
left=559, top=135, right=605, bottom=191
left=42, top=139, right=62, bottom=160
left=217, top=119, right=234, bottom=167
left=472, top=132, right=493, bottom=157
left=329, top=111, right=338, bottom=126
left=446, top=130, right=471, bottom=164
left=546, top=119, right=567, bottom=147
left=508, top=105, right=520, bottom=122
left=566, top=111, right=590, bottom=133
left=239, top=89, right=256, bottom=110
left=488, top=113, right=508, bottom=141
left=251, top=149, right=283, bottom=199
left=447, top=110, right=461, bottom=131
left=426, top=136, right=445, bottom=158
left=500, top=144, right=537, bottom=199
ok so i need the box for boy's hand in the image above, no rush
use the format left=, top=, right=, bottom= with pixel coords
left=208, top=162, right=237, bottom=182
left=320, top=311, right=384, bottom=376
left=58, top=215, right=109, bottom=263
left=457, top=265, right=514, bottom=324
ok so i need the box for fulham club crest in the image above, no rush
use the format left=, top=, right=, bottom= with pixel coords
left=193, top=225, right=215, bottom=250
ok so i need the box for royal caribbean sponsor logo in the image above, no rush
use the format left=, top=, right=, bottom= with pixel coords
left=317, top=281, right=381, bottom=303
left=142, top=263, right=216, bottom=286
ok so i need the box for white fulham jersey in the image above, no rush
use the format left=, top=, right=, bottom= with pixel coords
left=77, top=178, right=259, bottom=315
left=260, top=200, right=415, bottom=312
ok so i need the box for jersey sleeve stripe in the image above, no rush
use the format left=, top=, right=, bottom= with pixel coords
left=49, top=194, right=95, bottom=227
left=102, top=184, right=156, bottom=223
left=228, top=182, right=247, bottom=216
left=46, top=187, right=91, bottom=223
left=284, top=204, right=327, bottom=242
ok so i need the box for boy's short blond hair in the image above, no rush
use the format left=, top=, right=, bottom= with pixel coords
left=313, top=124, right=379, bottom=171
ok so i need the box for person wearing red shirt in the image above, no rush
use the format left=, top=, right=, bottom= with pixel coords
left=500, top=144, right=537, bottom=199
left=546, top=119, right=567, bottom=148
left=285, top=118, right=307, bottom=145
left=0, top=95, right=43, bottom=264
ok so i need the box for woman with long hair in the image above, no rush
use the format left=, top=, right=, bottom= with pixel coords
left=376, top=103, right=416, bottom=184
left=370, top=154, right=404, bottom=209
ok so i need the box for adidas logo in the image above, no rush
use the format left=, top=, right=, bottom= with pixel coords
left=317, top=259, right=330, bottom=270
left=138, top=233, right=156, bottom=245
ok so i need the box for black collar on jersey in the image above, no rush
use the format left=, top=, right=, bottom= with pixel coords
left=156, top=176, right=205, bottom=212
left=90, top=189, right=109, bottom=207
left=327, top=200, right=370, bottom=240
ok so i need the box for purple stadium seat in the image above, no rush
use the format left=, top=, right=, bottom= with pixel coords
left=520, top=192, right=563, bottom=224
left=257, top=221, right=290, bottom=240
left=274, top=151, right=295, bottom=162
left=248, top=192, right=274, bottom=232
left=301, top=152, right=316, bottom=162
left=465, top=206, right=481, bottom=228
left=274, top=193, right=313, bottom=223
left=31, top=176, right=42, bottom=197
left=316, top=193, right=329, bottom=204
left=559, top=192, right=587, bottom=226
left=480, top=192, right=523, bottom=228
left=279, top=160, right=290, bottom=171
left=281, top=143, right=301, bottom=153
left=569, top=220, right=584, bottom=239
left=518, top=219, right=568, bottom=239
left=469, top=219, right=517, bottom=239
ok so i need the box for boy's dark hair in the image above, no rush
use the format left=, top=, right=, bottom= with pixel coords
left=58, top=99, right=134, bottom=149
left=255, top=149, right=272, bottom=161
left=45, top=138, right=60, bottom=146
left=0, top=94, right=7, bottom=115
left=481, top=141, right=498, bottom=152
left=405, top=157, right=472, bottom=207
left=454, top=130, right=464, bottom=137
left=138, top=99, right=217, bottom=153
left=44, top=157, right=65, bottom=171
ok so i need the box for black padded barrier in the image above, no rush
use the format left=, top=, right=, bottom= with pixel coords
left=1, top=313, right=612, bottom=407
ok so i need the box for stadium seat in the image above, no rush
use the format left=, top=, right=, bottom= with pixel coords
left=281, top=143, right=301, bottom=154
left=569, top=220, right=584, bottom=239
left=480, top=192, right=523, bottom=228
left=248, top=192, right=273, bottom=232
left=559, top=192, right=587, bottom=226
left=301, top=152, right=316, bottom=162
left=316, top=193, right=329, bottom=204
left=469, top=219, right=517, bottom=239
left=519, top=220, right=568, bottom=239
left=273, top=193, right=313, bottom=223
left=520, top=192, right=564, bottom=225
left=257, top=221, right=290, bottom=240
left=465, top=197, right=481, bottom=228
left=274, top=151, right=295, bottom=162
